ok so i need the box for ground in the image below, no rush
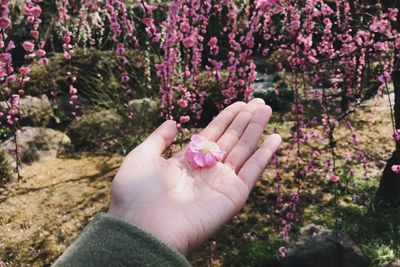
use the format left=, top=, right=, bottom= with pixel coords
left=0, top=94, right=397, bottom=267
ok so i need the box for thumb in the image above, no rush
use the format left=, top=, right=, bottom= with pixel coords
left=139, top=120, right=177, bottom=155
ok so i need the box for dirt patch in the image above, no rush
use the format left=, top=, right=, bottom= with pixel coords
left=0, top=155, right=122, bottom=266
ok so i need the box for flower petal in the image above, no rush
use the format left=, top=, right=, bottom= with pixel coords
left=186, top=149, right=198, bottom=168
left=194, top=152, right=206, bottom=167
left=205, top=153, right=217, bottom=166
left=191, top=134, right=204, bottom=143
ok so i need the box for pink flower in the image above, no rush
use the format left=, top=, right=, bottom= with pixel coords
left=141, top=18, right=154, bottom=27
left=321, top=4, right=334, bottom=16
left=180, top=115, right=190, bottom=124
left=64, top=32, right=72, bottom=44
left=22, top=41, right=35, bottom=52
left=278, top=246, right=286, bottom=258
left=391, top=165, right=400, bottom=174
left=27, top=6, right=42, bottom=18
left=378, top=73, right=391, bottom=84
left=207, top=37, right=218, bottom=47
left=0, top=16, right=11, bottom=29
left=37, top=49, right=46, bottom=57
left=177, top=99, right=188, bottom=108
left=19, top=66, right=30, bottom=75
left=182, top=36, right=196, bottom=48
left=331, top=175, right=340, bottom=183
left=31, top=30, right=39, bottom=39
left=256, top=0, right=276, bottom=11
left=393, top=130, right=400, bottom=141
left=389, top=8, right=399, bottom=22
left=31, top=7, right=42, bottom=17
left=69, top=85, right=78, bottom=95
left=186, top=135, right=225, bottom=168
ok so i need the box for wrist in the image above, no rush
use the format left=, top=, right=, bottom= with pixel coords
left=107, top=207, right=189, bottom=255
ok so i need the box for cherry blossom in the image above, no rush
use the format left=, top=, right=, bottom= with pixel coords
left=186, top=135, right=225, bottom=168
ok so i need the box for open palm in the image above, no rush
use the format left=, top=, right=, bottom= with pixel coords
left=108, top=99, right=281, bottom=255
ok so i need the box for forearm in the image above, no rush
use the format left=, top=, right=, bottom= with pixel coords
left=52, top=213, right=191, bottom=267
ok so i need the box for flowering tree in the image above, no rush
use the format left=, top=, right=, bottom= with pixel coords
left=0, top=0, right=399, bottom=250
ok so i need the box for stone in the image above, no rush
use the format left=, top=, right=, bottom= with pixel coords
left=67, top=109, right=123, bottom=151
left=0, top=149, right=12, bottom=185
left=282, top=224, right=368, bottom=267
left=0, top=127, right=71, bottom=165
left=129, top=98, right=158, bottom=114
left=0, top=95, right=53, bottom=127
left=128, top=98, right=159, bottom=127
left=382, top=260, right=400, bottom=267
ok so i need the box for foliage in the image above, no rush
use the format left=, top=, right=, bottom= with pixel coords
left=28, top=48, right=152, bottom=101
left=224, top=237, right=282, bottom=267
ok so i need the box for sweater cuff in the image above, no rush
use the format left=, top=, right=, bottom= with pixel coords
left=53, top=212, right=191, bottom=267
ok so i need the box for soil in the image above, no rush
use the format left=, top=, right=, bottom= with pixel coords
left=0, top=155, right=122, bottom=266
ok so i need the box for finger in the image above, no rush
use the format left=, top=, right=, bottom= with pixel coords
left=138, top=120, right=177, bottom=155
left=238, top=134, right=281, bottom=189
left=217, top=100, right=267, bottom=157
left=248, top=97, right=265, bottom=105
left=199, top=101, right=246, bottom=141
left=224, top=105, right=272, bottom=173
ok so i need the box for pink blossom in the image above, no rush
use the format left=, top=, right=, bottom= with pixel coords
left=207, top=37, right=218, bottom=47
left=186, top=135, right=225, bottom=168
left=0, top=16, right=11, bottom=29
left=389, top=8, right=398, bottom=22
left=331, top=175, right=340, bottom=183
left=392, top=165, right=400, bottom=174
left=19, top=66, right=30, bottom=75
left=182, top=36, right=196, bottom=48
left=26, top=6, right=42, bottom=18
left=22, top=41, right=35, bottom=52
left=141, top=18, right=154, bottom=27
left=69, top=85, right=78, bottom=95
left=378, top=73, right=391, bottom=84
left=177, top=99, right=188, bottom=108
left=37, top=49, right=46, bottom=57
left=370, top=19, right=389, bottom=34
left=393, top=130, right=400, bottom=141
left=321, top=4, right=334, bottom=16
left=279, top=246, right=286, bottom=258
left=58, top=7, right=67, bottom=18
left=291, top=193, right=300, bottom=202
left=64, top=32, right=72, bottom=44
left=256, top=0, right=276, bottom=11
left=373, top=42, right=387, bottom=51
left=31, top=30, right=39, bottom=39
left=179, top=115, right=190, bottom=124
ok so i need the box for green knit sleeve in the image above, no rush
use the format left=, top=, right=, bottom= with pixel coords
left=52, top=213, right=191, bottom=267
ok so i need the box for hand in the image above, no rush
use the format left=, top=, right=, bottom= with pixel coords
left=108, top=99, right=281, bottom=255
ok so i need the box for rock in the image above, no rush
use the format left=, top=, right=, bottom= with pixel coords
left=129, top=98, right=158, bottom=115
left=0, top=149, right=12, bottom=185
left=67, top=109, right=123, bottom=151
left=0, top=127, right=71, bottom=165
left=282, top=224, right=368, bottom=267
left=252, top=73, right=276, bottom=94
left=382, top=260, right=400, bottom=267
left=0, top=95, right=53, bottom=127
left=252, top=73, right=294, bottom=112
left=128, top=98, right=159, bottom=126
